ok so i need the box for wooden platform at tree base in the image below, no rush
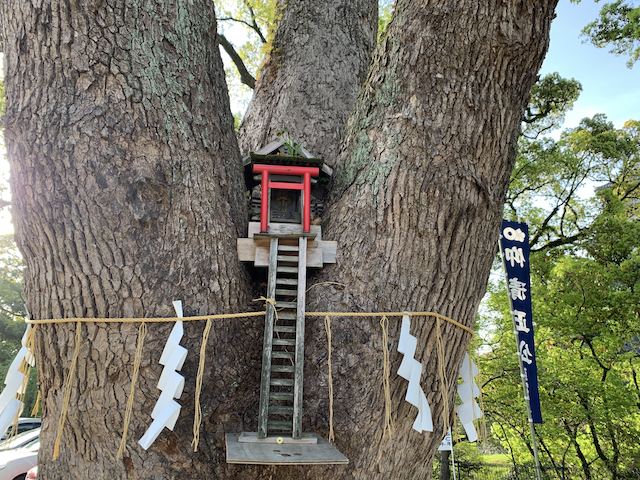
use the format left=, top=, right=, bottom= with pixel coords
left=237, top=432, right=318, bottom=444
left=226, top=432, right=349, bottom=465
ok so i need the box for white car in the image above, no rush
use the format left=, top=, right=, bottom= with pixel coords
left=0, top=438, right=39, bottom=480
left=1, top=420, right=41, bottom=441
left=0, top=430, right=40, bottom=452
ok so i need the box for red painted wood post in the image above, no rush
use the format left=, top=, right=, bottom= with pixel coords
left=303, top=172, right=311, bottom=233
left=260, top=170, right=269, bottom=233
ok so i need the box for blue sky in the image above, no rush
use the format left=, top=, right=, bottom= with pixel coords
left=540, top=0, right=639, bottom=131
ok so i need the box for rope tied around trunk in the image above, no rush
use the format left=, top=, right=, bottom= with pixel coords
left=381, top=315, right=394, bottom=439
left=192, top=318, right=213, bottom=452
left=436, top=317, right=450, bottom=438
left=53, top=321, right=82, bottom=460
left=28, top=310, right=473, bottom=457
left=324, top=315, right=334, bottom=442
left=117, top=321, right=147, bottom=459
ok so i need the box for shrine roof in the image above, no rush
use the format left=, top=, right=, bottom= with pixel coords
left=242, top=137, right=333, bottom=189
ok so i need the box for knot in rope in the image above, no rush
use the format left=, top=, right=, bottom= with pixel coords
left=253, top=296, right=276, bottom=308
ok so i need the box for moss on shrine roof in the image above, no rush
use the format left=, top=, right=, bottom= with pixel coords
left=249, top=153, right=325, bottom=167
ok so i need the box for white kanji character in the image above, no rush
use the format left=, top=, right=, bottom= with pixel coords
left=504, top=247, right=526, bottom=268
left=503, top=227, right=526, bottom=242
left=512, top=310, right=531, bottom=333
left=519, top=340, right=533, bottom=365
left=509, top=278, right=527, bottom=301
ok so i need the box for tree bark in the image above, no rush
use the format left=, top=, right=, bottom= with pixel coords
left=438, top=450, right=452, bottom=480
left=1, top=0, right=557, bottom=478
left=237, top=0, right=379, bottom=164
left=304, top=0, right=558, bottom=477
left=2, top=0, right=254, bottom=478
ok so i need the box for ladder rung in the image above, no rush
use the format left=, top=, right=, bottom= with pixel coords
left=270, top=392, right=294, bottom=401
left=271, top=364, right=295, bottom=373
left=277, top=266, right=298, bottom=273
left=271, top=378, right=295, bottom=386
left=277, top=313, right=296, bottom=320
left=275, top=301, right=296, bottom=308
left=274, top=326, right=296, bottom=333
left=272, top=351, right=295, bottom=359
left=276, top=288, right=298, bottom=296
left=267, top=421, right=292, bottom=431
left=269, top=406, right=294, bottom=415
left=276, top=278, right=298, bottom=285
left=273, top=338, right=296, bottom=346
left=278, top=245, right=299, bottom=252
left=277, top=255, right=299, bottom=263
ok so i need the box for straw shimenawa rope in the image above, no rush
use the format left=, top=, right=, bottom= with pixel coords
left=117, top=322, right=147, bottom=459
left=26, top=311, right=267, bottom=325
left=192, top=318, right=213, bottom=452
left=435, top=317, right=450, bottom=440
left=53, top=321, right=82, bottom=460
left=31, top=391, right=41, bottom=418
left=380, top=316, right=394, bottom=439
left=26, top=311, right=474, bottom=338
left=26, top=309, right=474, bottom=455
left=324, top=315, right=334, bottom=443
left=306, top=282, right=346, bottom=293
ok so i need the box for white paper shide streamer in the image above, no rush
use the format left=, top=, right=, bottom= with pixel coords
left=0, top=326, right=36, bottom=436
left=455, top=353, right=483, bottom=442
left=139, top=301, right=187, bottom=450
left=397, top=315, right=433, bottom=433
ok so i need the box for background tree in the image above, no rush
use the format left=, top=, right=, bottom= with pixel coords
left=482, top=115, right=640, bottom=480
left=0, top=234, right=38, bottom=417
left=1, top=0, right=558, bottom=479
left=579, top=0, right=640, bottom=67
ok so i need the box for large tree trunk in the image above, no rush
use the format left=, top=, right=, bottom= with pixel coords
left=237, top=0, right=378, bottom=163
left=303, top=0, right=557, bottom=477
left=1, top=0, right=557, bottom=479
left=1, top=0, right=254, bottom=478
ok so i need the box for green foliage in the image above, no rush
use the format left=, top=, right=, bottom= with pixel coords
left=508, top=115, right=640, bottom=253
left=0, top=236, right=39, bottom=418
left=0, top=235, right=26, bottom=362
left=233, top=111, right=243, bottom=131
left=275, top=128, right=300, bottom=156
left=482, top=111, right=640, bottom=478
left=523, top=73, right=582, bottom=138
left=582, top=0, right=640, bottom=67
left=378, top=0, right=394, bottom=40
left=215, top=0, right=278, bottom=91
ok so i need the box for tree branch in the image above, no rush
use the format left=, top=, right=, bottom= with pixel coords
left=530, top=232, right=584, bottom=253
left=218, top=34, right=256, bottom=89
left=218, top=14, right=267, bottom=44
left=244, top=1, right=268, bottom=44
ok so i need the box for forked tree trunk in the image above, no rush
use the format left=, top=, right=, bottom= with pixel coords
left=237, top=0, right=378, bottom=163
left=1, top=0, right=557, bottom=478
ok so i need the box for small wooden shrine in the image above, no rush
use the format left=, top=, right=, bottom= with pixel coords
left=228, top=137, right=347, bottom=465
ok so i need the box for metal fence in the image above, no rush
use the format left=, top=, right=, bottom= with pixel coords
left=438, top=463, right=640, bottom=480
left=437, top=462, right=572, bottom=480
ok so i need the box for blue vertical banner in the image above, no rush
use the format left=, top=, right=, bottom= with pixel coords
left=500, top=220, right=543, bottom=424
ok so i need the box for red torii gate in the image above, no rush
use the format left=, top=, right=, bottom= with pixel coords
left=253, top=164, right=320, bottom=234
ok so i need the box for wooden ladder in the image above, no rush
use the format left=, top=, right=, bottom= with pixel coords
left=257, top=236, right=308, bottom=439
